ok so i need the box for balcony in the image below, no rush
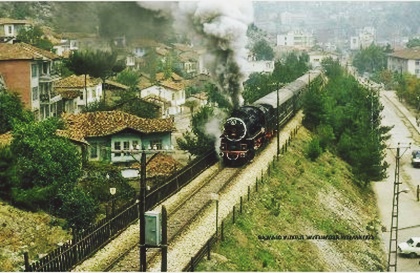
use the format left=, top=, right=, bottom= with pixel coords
left=39, top=73, right=61, bottom=83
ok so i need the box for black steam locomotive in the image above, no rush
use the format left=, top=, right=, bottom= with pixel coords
left=220, top=69, right=323, bottom=165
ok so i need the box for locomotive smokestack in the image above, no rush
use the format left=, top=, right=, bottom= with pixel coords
left=138, top=1, right=253, bottom=109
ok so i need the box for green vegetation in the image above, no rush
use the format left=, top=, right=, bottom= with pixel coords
left=17, top=25, right=54, bottom=51
left=302, top=57, right=391, bottom=185
left=395, top=72, right=420, bottom=111
left=352, top=43, right=393, bottom=75
left=243, top=52, right=309, bottom=104
left=197, top=128, right=386, bottom=271
left=0, top=91, right=34, bottom=134
left=176, top=105, right=221, bottom=156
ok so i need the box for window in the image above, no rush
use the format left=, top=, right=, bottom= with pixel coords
left=31, top=64, right=38, bottom=78
left=150, top=139, right=162, bottom=150
left=123, top=141, right=130, bottom=150
left=114, top=141, right=121, bottom=157
left=7, top=25, right=12, bottom=35
left=132, top=140, right=139, bottom=149
left=32, top=87, right=38, bottom=101
left=90, top=143, right=98, bottom=159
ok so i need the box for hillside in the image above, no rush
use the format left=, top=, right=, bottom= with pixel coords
left=0, top=202, right=71, bottom=271
left=197, top=127, right=387, bottom=271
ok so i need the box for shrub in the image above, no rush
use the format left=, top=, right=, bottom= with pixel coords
left=306, top=137, right=323, bottom=161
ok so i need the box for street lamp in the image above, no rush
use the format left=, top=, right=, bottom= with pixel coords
left=110, top=187, right=117, bottom=216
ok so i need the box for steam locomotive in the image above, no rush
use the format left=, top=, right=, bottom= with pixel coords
left=220, top=69, right=323, bottom=166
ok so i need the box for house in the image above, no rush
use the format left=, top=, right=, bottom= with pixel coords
left=53, top=38, right=79, bottom=57
left=61, top=110, right=174, bottom=163
left=0, top=42, right=61, bottom=120
left=308, top=51, right=339, bottom=68
left=387, top=47, right=420, bottom=78
left=139, top=72, right=186, bottom=117
left=0, top=18, right=32, bottom=43
left=350, top=27, right=376, bottom=50
left=54, top=74, right=103, bottom=114
left=276, top=30, right=315, bottom=49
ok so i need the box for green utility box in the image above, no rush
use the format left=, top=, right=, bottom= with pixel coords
left=145, top=211, right=161, bottom=246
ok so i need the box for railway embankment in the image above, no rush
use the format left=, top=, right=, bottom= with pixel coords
left=197, top=126, right=387, bottom=271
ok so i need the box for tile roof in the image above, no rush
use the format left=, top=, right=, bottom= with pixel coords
left=105, top=80, right=129, bottom=90
left=61, top=110, right=174, bottom=138
left=388, top=47, right=420, bottom=60
left=55, top=74, right=101, bottom=89
left=55, top=74, right=101, bottom=99
left=128, top=153, right=183, bottom=178
left=0, top=18, right=32, bottom=25
left=0, top=42, right=59, bottom=61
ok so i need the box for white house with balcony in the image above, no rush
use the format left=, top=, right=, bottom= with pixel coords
left=387, top=47, right=420, bottom=78
left=55, top=74, right=103, bottom=114
left=139, top=72, right=186, bottom=117
left=0, top=18, right=32, bottom=43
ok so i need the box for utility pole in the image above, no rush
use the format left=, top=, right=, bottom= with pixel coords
left=140, top=148, right=147, bottom=272
left=387, top=143, right=410, bottom=272
left=276, top=82, right=280, bottom=159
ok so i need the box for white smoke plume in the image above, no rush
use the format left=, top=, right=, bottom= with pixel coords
left=137, top=0, right=254, bottom=109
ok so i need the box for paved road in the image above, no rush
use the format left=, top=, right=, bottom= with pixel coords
left=374, top=90, right=420, bottom=271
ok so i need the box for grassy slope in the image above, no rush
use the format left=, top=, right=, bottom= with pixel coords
left=197, top=127, right=386, bottom=271
left=0, top=203, right=71, bottom=271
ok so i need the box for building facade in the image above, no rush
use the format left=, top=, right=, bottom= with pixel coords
left=0, top=42, right=61, bottom=120
left=387, top=47, right=420, bottom=78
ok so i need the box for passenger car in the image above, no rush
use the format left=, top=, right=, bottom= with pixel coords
left=412, top=150, right=420, bottom=168
left=398, top=237, right=420, bottom=258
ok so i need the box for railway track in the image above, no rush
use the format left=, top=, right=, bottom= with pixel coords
left=104, top=165, right=243, bottom=271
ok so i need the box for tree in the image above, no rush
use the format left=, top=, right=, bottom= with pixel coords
left=176, top=106, right=219, bottom=155
left=352, top=44, right=389, bottom=74
left=243, top=72, right=274, bottom=104
left=0, top=146, right=16, bottom=200
left=116, top=69, right=140, bottom=89
left=10, top=118, right=82, bottom=211
left=406, top=38, right=420, bottom=48
left=17, top=25, right=53, bottom=51
left=0, top=91, right=34, bottom=134
left=303, top=58, right=391, bottom=185
left=252, top=39, right=274, bottom=61
left=66, top=50, right=126, bottom=105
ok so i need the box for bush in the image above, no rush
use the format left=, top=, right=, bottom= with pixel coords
left=306, top=137, right=323, bottom=161
left=58, top=187, right=97, bottom=229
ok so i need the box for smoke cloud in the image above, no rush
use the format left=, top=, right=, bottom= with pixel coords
left=137, top=1, right=254, bottom=109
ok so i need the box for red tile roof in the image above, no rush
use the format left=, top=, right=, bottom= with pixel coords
left=62, top=111, right=174, bottom=138
left=0, top=42, right=59, bottom=61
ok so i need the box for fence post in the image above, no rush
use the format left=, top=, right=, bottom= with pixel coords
left=417, top=185, right=419, bottom=202
left=221, top=220, right=224, bottom=241
left=24, top=252, right=30, bottom=272
left=248, top=186, right=250, bottom=201
left=240, top=197, right=243, bottom=214
left=207, top=240, right=211, bottom=260
left=190, top=257, right=195, bottom=272
left=256, top=177, right=258, bottom=192
left=232, top=205, right=236, bottom=224
left=161, top=205, right=168, bottom=272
